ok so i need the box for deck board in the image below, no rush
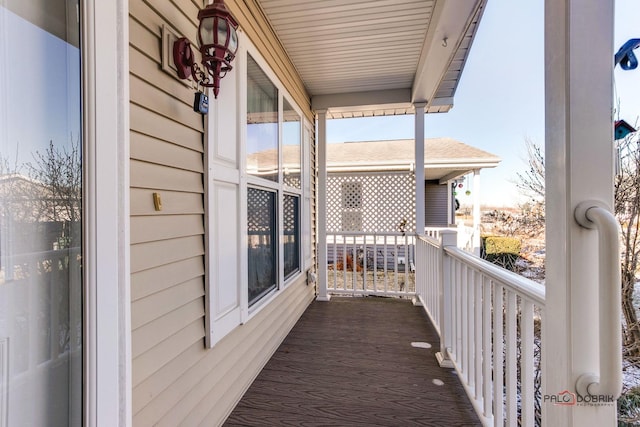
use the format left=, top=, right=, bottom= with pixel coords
left=224, top=297, right=480, bottom=426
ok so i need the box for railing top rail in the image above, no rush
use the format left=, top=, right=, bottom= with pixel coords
left=445, top=246, right=546, bottom=306
left=327, top=231, right=412, bottom=237
left=416, top=234, right=440, bottom=247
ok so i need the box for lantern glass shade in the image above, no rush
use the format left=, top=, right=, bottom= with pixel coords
left=216, top=17, right=228, bottom=46
left=228, top=26, right=238, bottom=54
left=198, top=15, right=237, bottom=55
left=198, top=16, right=215, bottom=47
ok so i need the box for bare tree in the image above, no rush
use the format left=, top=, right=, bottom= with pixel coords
left=615, top=132, right=640, bottom=359
left=512, top=135, right=640, bottom=359
left=25, top=138, right=82, bottom=247
left=516, top=137, right=546, bottom=201
left=0, top=137, right=82, bottom=251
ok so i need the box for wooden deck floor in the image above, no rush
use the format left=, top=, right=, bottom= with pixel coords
left=224, top=297, right=480, bottom=426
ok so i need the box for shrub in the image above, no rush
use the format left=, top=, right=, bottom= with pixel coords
left=482, top=235, right=521, bottom=255
left=619, top=386, right=640, bottom=425
left=481, top=235, right=522, bottom=272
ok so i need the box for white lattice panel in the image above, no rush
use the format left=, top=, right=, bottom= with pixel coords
left=327, top=172, right=416, bottom=232
left=341, top=182, right=362, bottom=209
left=341, top=211, right=363, bottom=231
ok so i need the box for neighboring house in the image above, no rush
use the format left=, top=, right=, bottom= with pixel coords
left=0, top=1, right=620, bottom=427
left=323, top=138, right=501, bottom=233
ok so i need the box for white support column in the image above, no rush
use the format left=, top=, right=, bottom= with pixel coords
left=414, top=102, right=426, bottom=235
left=316, top=109, right=330, bottom=301
left=544, top=1, right=616, bottom=426
left=472, top=170, right=481, bottom=256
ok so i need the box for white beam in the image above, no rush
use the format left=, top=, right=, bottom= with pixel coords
left=311, top=89, right=411, bottom=112
left=544, top=1, right=616, bottom=425
left=412, top=0, right=483, bottom=105
left=316, top=110, right=330, bottom=301
left=415, top=102, right=426, bottom=234
left=438, top=170, right=467, bottom=185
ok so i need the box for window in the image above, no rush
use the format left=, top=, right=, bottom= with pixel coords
left=283, top=194, right=300, bottom=279
left=244, top=53, right=304, bottom=308
left=247, top=188, right=277, bottom=306
left=0, top=3, right=83, bottom=425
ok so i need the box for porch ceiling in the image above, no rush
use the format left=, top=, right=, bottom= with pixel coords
left=257, top=0, right=487, bottom=118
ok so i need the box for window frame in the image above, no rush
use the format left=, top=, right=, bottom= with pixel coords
left=241, top=47, right=306, bottom=318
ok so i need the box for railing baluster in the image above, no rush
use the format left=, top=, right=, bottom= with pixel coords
left=455, top=260, right=462, bottom=363
left=383, top=237, right=388, bottom=293
left=362, top=236, right=367, bottom=293
left=342, top=236, right=347, bottom=291
left=404, top=235, right=409, bottom=294
left=474, top=271, right=482, bottom=400
left=493, top=283, right=504, bottom=427
left=460, top=263, right=468, bottom=381
left=521, top=299, right=535, bottom=427
left=51, top=252, right=62, bottom=360
left=467, top=266, right=475, bottom=389
left=332, top=235, right=337, bottom=291
left=482, top=276, right=493, bottom=421
left=394, top=235, right=398, bottom=292
left=352, top=236, right=357, bottom=292
left=432, top=240, right=438, bottom=322
left=373, top=234, right=378, bottom=293
left=505, top=291, right=518, bottom=425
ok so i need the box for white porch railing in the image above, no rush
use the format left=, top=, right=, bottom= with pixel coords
left=326, top=232, right=415, bottom=297
left=415, top=231, right=545, bottom=427
left=425, top=225, right=476, bottom=253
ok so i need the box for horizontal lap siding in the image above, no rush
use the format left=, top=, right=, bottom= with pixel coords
left=129, top=0, right=208, bottom=424
left=129, top=0, right=315, bottom=426
left=425, top=181, right=448, bottom=227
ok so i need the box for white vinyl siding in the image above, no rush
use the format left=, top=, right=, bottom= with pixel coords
left=425, top=181, right=449, bottom=227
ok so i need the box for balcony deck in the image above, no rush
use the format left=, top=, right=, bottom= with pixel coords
left=224, top=297, right=480, bottom=426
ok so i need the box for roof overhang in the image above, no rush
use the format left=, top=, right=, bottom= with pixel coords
left=258, top=0, right=487, bottom=118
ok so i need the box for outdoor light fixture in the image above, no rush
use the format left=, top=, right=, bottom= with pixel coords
left=173, top=0, right=238, bottom=100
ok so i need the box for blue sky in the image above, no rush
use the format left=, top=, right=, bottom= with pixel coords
left=328, top=0, right=640, bottom=207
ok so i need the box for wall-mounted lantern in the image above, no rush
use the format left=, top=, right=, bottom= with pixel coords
left=173, top=0, right=238, bottom=100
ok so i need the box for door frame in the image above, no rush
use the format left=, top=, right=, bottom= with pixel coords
left=81, top=0, right=131, bottom=425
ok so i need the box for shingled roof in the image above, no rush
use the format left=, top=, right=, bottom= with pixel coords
left=248, top=138, right=501, bottom=181
left=325, top=138, right=500, bottom=168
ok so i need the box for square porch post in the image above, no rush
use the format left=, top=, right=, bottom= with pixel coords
left=544, top=1, right=617, bottom=425
left=316, top=109, right=330, bottom=301
left=415, top=102, right=426, bottom=235
left=472, top=169, right=481, bottom=256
